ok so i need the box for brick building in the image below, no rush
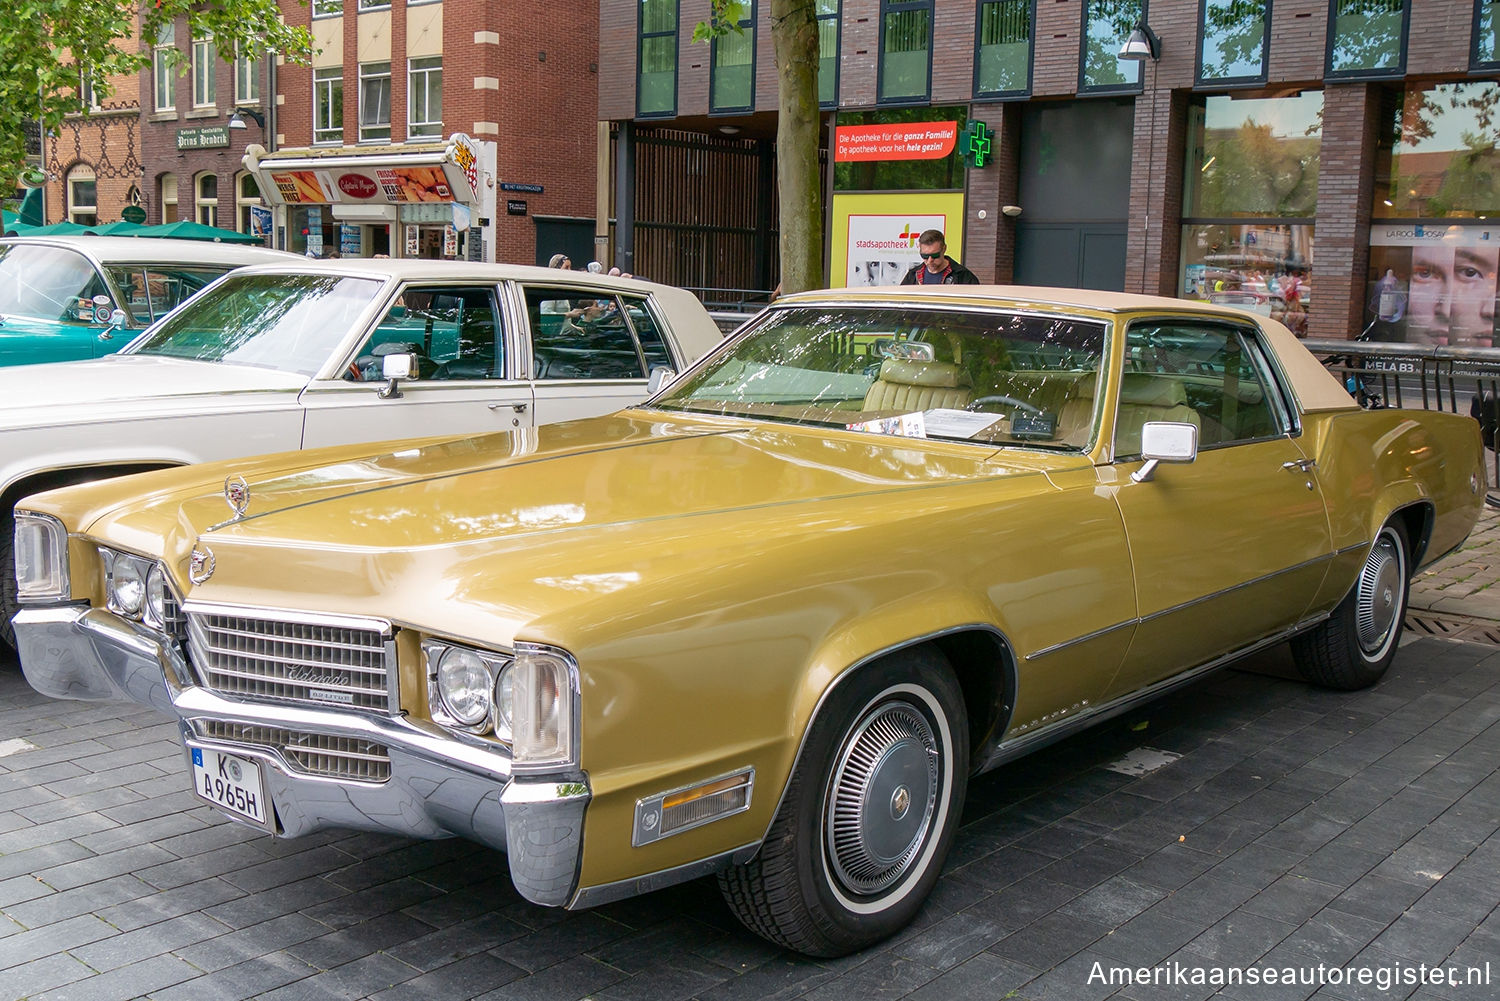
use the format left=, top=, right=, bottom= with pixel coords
left=601, top=0, right=1500, bottom=342
left=46, top=54, right=143, bottom=228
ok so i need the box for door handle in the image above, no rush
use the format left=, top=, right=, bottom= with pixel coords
left=488, top=402, right=528, bottom=413
left=1282, top=458, right=1316, bottom=472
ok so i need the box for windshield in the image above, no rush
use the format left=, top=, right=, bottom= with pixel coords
left=653, top=305, right=1110, bottom=449
left=126, top=273, right=383, bottom=375
left=0, top=243, right=109, bottom=324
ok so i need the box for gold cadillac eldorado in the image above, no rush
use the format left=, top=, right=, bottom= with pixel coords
left=13, top=287, right=1485, bottom=956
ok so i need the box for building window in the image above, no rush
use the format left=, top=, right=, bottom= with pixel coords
left=160, top=173, right=178, bottom=224
left=1179, top=92, right=1323, bottom=338
left=67, top=166, right=97, bottom=227
left=235, top=49, right=259, bottom=104
left=638, top=0, right=678, bottom=117
left=1198, top=0, right=1269, bottom=84
left=880, top=0, right=933, bottom=103
left=1326, top=0, right=1408, bottom=78
left=236, top=172, right=263, bottom=234
left=711, top=3, right=755, bottom=112
left=192, top=35, right=217, bottom=108
left=312, top=0, right=343, bottom=15
left=975, top=0, right=1033, bottom=98
left=358, top=0, right=392, bottom=7
left=196, top=172, right=218, bottom=227
left=359, top=61, right=392, bottom=142
left=408, top=56, right=442, bottom=138
left=153, top=24, right=175, bottom=112
left=314, top=67, right=344, bottom=144
left=77, top=71, right=100, bottom=113
left=1476, top=0, right=1500, bottom=68
left=1080, top=0, right=1142, bottom=92
left=817, top=0, right=840, bottom=107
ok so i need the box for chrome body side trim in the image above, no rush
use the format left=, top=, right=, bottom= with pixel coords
left=569, top=842, right=760, bottom=910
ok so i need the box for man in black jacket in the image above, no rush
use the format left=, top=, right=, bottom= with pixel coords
left=900, top=229, right=980, bottom=286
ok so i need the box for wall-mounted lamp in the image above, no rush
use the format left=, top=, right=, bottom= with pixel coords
left=1001, top=205, right=1023, bottom=217
left=227, top=108, right=267, bottom=130
left=1118, top=21, right=1161, bottom=62
left=718, top=125, right=742, bottom=136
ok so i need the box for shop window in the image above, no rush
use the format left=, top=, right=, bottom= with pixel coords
left=711, top=2, right=755, bottom=114
left=314, top=67, right=344, bottom=145
left=975, top=0, right=1033, bottom=98
left=235, top=48, right=259, bottom=104
left=236, top=172, right=263, bottom=234
left=1476, top=0, right=1500, bottom=68
left=1198, top=0, right=1269, bottom=85
left=818, top=0, right=840, bottom=107
left=192, top=35, right=216, bottom=108
left=359, top=62, right=392, bottom=142
left=409, top=57, right=443, bottom=139
left=1326, top=0, right=1407, bottom=78
left=1179, top=93, right=1323, bottom=337
left=160, top=173, right=179, bottom=224
left=67, top=166, right=97, bottom=227
left=879, top=0, right=933, bottom=103
left=1080, top=0, right=1143, bottom=92
left=153, top=24, right=175, bottom=112
left=638, top=0, right=678, bottom=117
left=196, top=173, right=218, bottom=228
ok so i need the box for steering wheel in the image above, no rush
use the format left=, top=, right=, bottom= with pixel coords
left=968, top=395, right=1043, bottom=415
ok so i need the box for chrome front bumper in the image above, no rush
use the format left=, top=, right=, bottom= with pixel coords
left=14, top=604, right=590, bottom=908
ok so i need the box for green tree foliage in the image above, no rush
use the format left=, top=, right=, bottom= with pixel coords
left=0, top=1, right=312, bottom=186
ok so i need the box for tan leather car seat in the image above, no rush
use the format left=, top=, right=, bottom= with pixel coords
left=863, top=359, right=973, bottom=412
left=1059, top=373, right=1200, bottom=455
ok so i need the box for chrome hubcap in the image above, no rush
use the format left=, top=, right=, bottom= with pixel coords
left=826, top=700, right=939, bottom=895
left=1356, top=532, right=1404, bottom=657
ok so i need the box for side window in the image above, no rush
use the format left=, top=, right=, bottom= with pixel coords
left=106, top=267, right=150, bottom=325
left=622, top=297, right=675, bottom=370
left=142, top=268, right=231, bottom=325
left=524, top=286, right=647, bottom=380
left=347, top=285, right=504, bottom=381
left=1120, top=322, right=1288, bottom=457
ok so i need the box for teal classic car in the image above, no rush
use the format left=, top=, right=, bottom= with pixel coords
left=0, top=236, right=295, bottom=366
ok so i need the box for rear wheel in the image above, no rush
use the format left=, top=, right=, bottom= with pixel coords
left=1291, top=520, right=1409, bottom=690
left=718, top=647, right=969, bottom=956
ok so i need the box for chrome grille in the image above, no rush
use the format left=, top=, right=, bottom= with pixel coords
left=196, top=720, right=391, bottom=782
left=160, top=586, right=189, bottom=643
left=187, top=610, right=392, bottom=711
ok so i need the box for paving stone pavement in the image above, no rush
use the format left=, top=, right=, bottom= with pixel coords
left=1410, top=502, right=1500, bottom=620
left=2, top=631, right=1500, bottom=1001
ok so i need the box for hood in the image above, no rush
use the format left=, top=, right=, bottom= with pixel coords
left=0, top=355, right=307, bottom=430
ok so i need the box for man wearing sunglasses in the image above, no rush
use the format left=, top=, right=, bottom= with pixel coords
left=900, top=229, right=979, bottom=286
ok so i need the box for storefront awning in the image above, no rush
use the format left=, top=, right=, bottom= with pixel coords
left=243, top=135, right=483, bottom=209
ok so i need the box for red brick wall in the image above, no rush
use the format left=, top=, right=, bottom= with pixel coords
left=1309, top=83, right=1380, bottom=341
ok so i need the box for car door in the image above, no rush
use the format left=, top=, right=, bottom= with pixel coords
left=299, top=282, right=535, bottom=449
left=521, top=284, right=665, bottom=423
left=1103, top=318, right=1333, bottom=700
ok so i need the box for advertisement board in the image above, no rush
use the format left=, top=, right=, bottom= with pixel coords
left=1367, top=223, right=1499, bottom=347
left=830, top=192, right=967, bottom=288
left=834, top=122, right=958, bottom=162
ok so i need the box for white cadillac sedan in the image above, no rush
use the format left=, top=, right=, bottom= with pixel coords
left=0, top=260, right=724, bottom=643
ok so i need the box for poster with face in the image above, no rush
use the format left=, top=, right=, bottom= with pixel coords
left=1368, top=226, right=1499, bottom=347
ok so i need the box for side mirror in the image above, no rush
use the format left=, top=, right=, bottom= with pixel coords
left=99, top=308, right=130, bottom=340
left=1132, top=422, right=1198, bottom=483
left=378, top=352, right=417, bottom=399
left=647, top=367, right=677, bottom=394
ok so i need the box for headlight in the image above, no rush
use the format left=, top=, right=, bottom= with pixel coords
left=510, top=643, right=578, bottom=772
left=14, top=512, right=69, bottom=601
left=436, top=647, right=492, bottom=726
left=144, top=564, right=168, bottom=628
left=492, top=665, right=515, bottom=742
left=101, top=548, right=153, bottom=618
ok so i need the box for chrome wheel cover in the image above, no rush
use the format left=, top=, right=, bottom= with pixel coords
left=1356, top=530, right=1405, bottom=658
left=825, top=699, right=940, bottom=895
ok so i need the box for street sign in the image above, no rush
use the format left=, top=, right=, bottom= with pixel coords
left=121, top=205, right=147, bottom=224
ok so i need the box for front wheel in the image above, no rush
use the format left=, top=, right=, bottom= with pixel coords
left=1291, top=520, right=1410, bottom=690
left=718, top=648, right=969, bottom=956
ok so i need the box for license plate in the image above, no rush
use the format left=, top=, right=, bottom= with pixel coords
left=189, top=745, right=271, bottom=829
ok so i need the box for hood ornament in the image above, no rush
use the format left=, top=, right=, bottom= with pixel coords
left=224, top=475, right=250, bottom=520
left=189, top=545, right=216, bottom=585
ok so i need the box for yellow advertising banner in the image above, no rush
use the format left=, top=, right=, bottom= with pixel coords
left=830, top=192, right=967, bottom=288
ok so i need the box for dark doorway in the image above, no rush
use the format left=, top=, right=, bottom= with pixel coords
left=1013, top=99, right=1134, bottom=291
left=534, top=217, right=597, bottom=268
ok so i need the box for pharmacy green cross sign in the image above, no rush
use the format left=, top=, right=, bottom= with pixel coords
left=959, top=121, right=992, bottom=169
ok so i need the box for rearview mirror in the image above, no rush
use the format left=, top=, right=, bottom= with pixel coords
left=378, top=352, right=417, bottom=399
left=647, top=367, right=676, bottom=394
left=1132, top=422, right=1198, bottom=483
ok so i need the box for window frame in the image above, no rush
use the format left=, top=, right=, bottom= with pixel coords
left=191, top=34, right=217, bottom=109
left=973, top=0, right=1035, bottom=100
left=160, top=173, right=179, bottom=224
left=346, top=284, right=509, bottom=383
left=67, top=166, right=98, bottom=227
left=359, top=61, right=393, bottom=143
left=314, top=67, right=344, bottom=145
left=817, top=0, right=841, bottom=108
left=1472, top=0, right=1500, bottom=69
left=1324, top=0, right=1410, bottom=81
left=1078, top=0, right=1145, bottom=95
left=312, top=0, right=343, bottom=16
left=235, top=48, right=260, bottom=105
left=195, top=172, right=219, bottom=228
left=637, top=0, right=680, bottom=118
left=236, top=171, right=263, bottom=235
left=523, top=284, right=652, bottom=382
left=878, top=0, right=935, bottom=105
left=1194, top=0, right=1272, bottom=87
left=153, top=24, right=176, bottom=112
left=710, top=1, right=756, bottom=114
left=408, top=56, right=443, bottom=139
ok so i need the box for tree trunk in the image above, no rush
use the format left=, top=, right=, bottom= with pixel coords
left=770, top=0, right=823, bottom=293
